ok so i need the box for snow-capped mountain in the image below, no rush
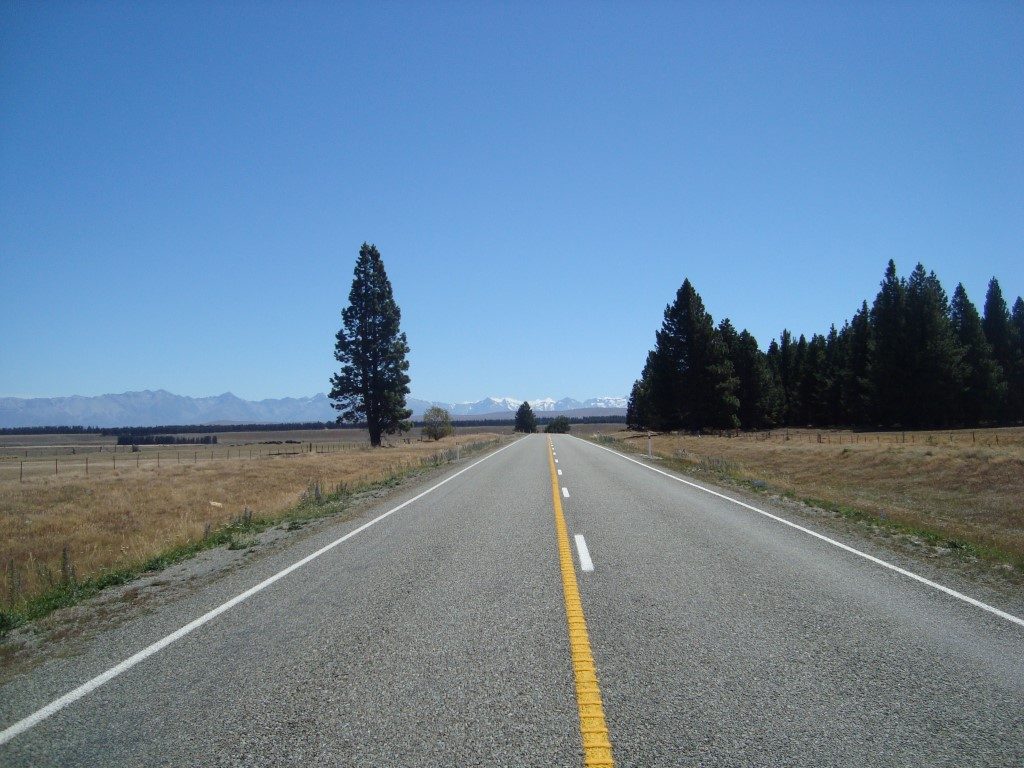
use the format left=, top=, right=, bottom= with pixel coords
left=0, top=391, right=627, bottom=428
left=581, top=396, right=627, bottom=409
left=412, top=395, right=626, bottom=418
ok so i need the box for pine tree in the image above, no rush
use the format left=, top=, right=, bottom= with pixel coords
left=514, top=401, right=537, bottom=433
left=792, top=334, right=809, bottom=424
left=329, top=243, right=412, bottom=447
left=823, top=325, right=845, bottom=425
left=840, top=301, right=874, bottom=426
left=628, top=353, right=663, bottom=430
left=799, top=334, right=830, bottom=425
left=731, top=329, right=779, bottom=429
left=983, top=278, right=1014, bottom=375
left=950, top=284, right=1005, bottom=424
left=776, top=330, right=800, bottom=426
left=1012, top=297, right=1024, bottom=420
left=870, top=260, right=909, bottom=427
left=901, top=264, right=963, bottom=427
left=647, top=280, right=738, bottom=431
left=626, top=378, right=648, bottom=430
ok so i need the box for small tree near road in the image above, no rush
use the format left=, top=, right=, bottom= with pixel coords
left=422, top=406, right=454, bottom=441
left=514, top=401, right=537, bottom=433
left=544, top=415, right=570, bottom=433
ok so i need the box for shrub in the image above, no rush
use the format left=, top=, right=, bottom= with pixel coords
left=544, top=416, right=571, bottom=433
left=422, top=406, right=454, bottom=441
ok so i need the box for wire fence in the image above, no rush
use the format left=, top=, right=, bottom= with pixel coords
left=0, top=439, right=417, bottom=482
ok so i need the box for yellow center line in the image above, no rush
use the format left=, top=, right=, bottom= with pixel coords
left=547, top=437, right=615, bottom=767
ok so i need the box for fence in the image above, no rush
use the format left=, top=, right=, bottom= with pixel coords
left=0, top=439, right=417, bottom=483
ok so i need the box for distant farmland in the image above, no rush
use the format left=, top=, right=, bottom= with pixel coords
left=0, top=431, right=512, bottom=623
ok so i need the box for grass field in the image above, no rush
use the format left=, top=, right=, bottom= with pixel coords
left=0, top=425, right=516, bottom=481
left=0, top=432, right=507, bottom=627
left=591, top=426, right=1024, bottom=569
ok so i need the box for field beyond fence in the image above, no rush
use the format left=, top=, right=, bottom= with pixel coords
left=1, top=432, right=507, bottom=628
left=592, top=426, right=1024, bottom=569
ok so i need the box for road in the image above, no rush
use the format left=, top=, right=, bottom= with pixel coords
left=1, top=434, right=1022, bottom=766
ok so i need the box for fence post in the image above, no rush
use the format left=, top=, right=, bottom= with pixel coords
left=647, top=433, right=653, bottom=458
left=20, top=461, right=24, bottom=482
left=55, top=458, right=58, bottom=475
left=86, top=456, right=89, bottom=476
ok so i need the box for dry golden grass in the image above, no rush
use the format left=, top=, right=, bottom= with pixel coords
left=0, top=434, right=504, bottom=611
left=597, top=427, right=1024, bottom=565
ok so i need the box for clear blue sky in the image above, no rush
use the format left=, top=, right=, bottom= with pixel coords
left=2, top=1, right=1021, bottom=402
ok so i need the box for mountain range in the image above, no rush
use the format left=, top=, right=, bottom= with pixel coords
left=0, top=391, right=626, bottom=428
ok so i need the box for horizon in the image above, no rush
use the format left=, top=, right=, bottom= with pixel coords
left=3, top=4, right=1021, bottom=401
left=0, top=389, right=628, bottom=403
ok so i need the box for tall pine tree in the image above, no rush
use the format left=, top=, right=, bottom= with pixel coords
left=732, top=328, right=780, bottom=429
left=840, top=301, right=874, bottom=426
left=983, top=278, right=1017, bottom=420
left=901, top=264, right=963, bottom=427
left=950, top=283, right=1005, bottom=424
left=1012, top=297, right=1024, bottom=420
left=647, top=280, right=739, bottom=431
left=330, top=243, right=412, bottom=447
left=514, top=401, right=537, bottom=433
left=870, top=260, right=909, bottom=426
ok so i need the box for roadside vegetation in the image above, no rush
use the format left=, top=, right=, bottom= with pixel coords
left=0, top=434, right=506, bottom=634
left=514, top=402, right=538, bottom=433
left=545, top=416, right=571, bottom=434
left=422, top=407, right=454, bottom=441
left=627, top=261, right=1023, bottom=433
left=592, top=427, right=1024, bottom=571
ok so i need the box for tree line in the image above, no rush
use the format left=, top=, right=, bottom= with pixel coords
left=627, top=260, right=1024, bottom=431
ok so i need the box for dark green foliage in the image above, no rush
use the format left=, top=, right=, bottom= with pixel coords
left=950, top=284, right=1005, bottom=424
left=776, top=330, right=800, bottom=425
left=629, top=260, right=1018, bottom=432
left=839, top=302, right=874, bottom=425
left=422, top=406, right=454, bottom=441
left=330, top=243, right=412, bottom=447
left=983, top=278, right=1015, bottom=379
left=514, top=401, right=537, bottom=433
left=900, top=264, right=964, bottom=427
left=1012, top=297, right=1024, bottom=420
left=798, top=334, right=831, bottom=426
left=644, top=280, right=739, bottom=431
left=724, top=324, right=780, bottom=429
left=870, top=260, right=909, bottom=426
left=544, top=415, right=571, bottom=433
left=626, top=374, right=653, bottom=430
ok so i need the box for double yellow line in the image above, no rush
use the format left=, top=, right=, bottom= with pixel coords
left=547, top=438, right=615, bottom=767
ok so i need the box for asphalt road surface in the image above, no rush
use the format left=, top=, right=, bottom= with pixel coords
left=2, top=434, right=1022, bottom=766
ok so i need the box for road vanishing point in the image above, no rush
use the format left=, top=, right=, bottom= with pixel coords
left=2, top=434, right=1022, bottom=766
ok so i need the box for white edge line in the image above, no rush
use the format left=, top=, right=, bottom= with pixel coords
left=575, top=534, right=595, bottom=572
left=578, top=436, right=1024, bottom=629
left=562, top=487, right=570, bottom=498
left=0, top=438, right=522, bottom=746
